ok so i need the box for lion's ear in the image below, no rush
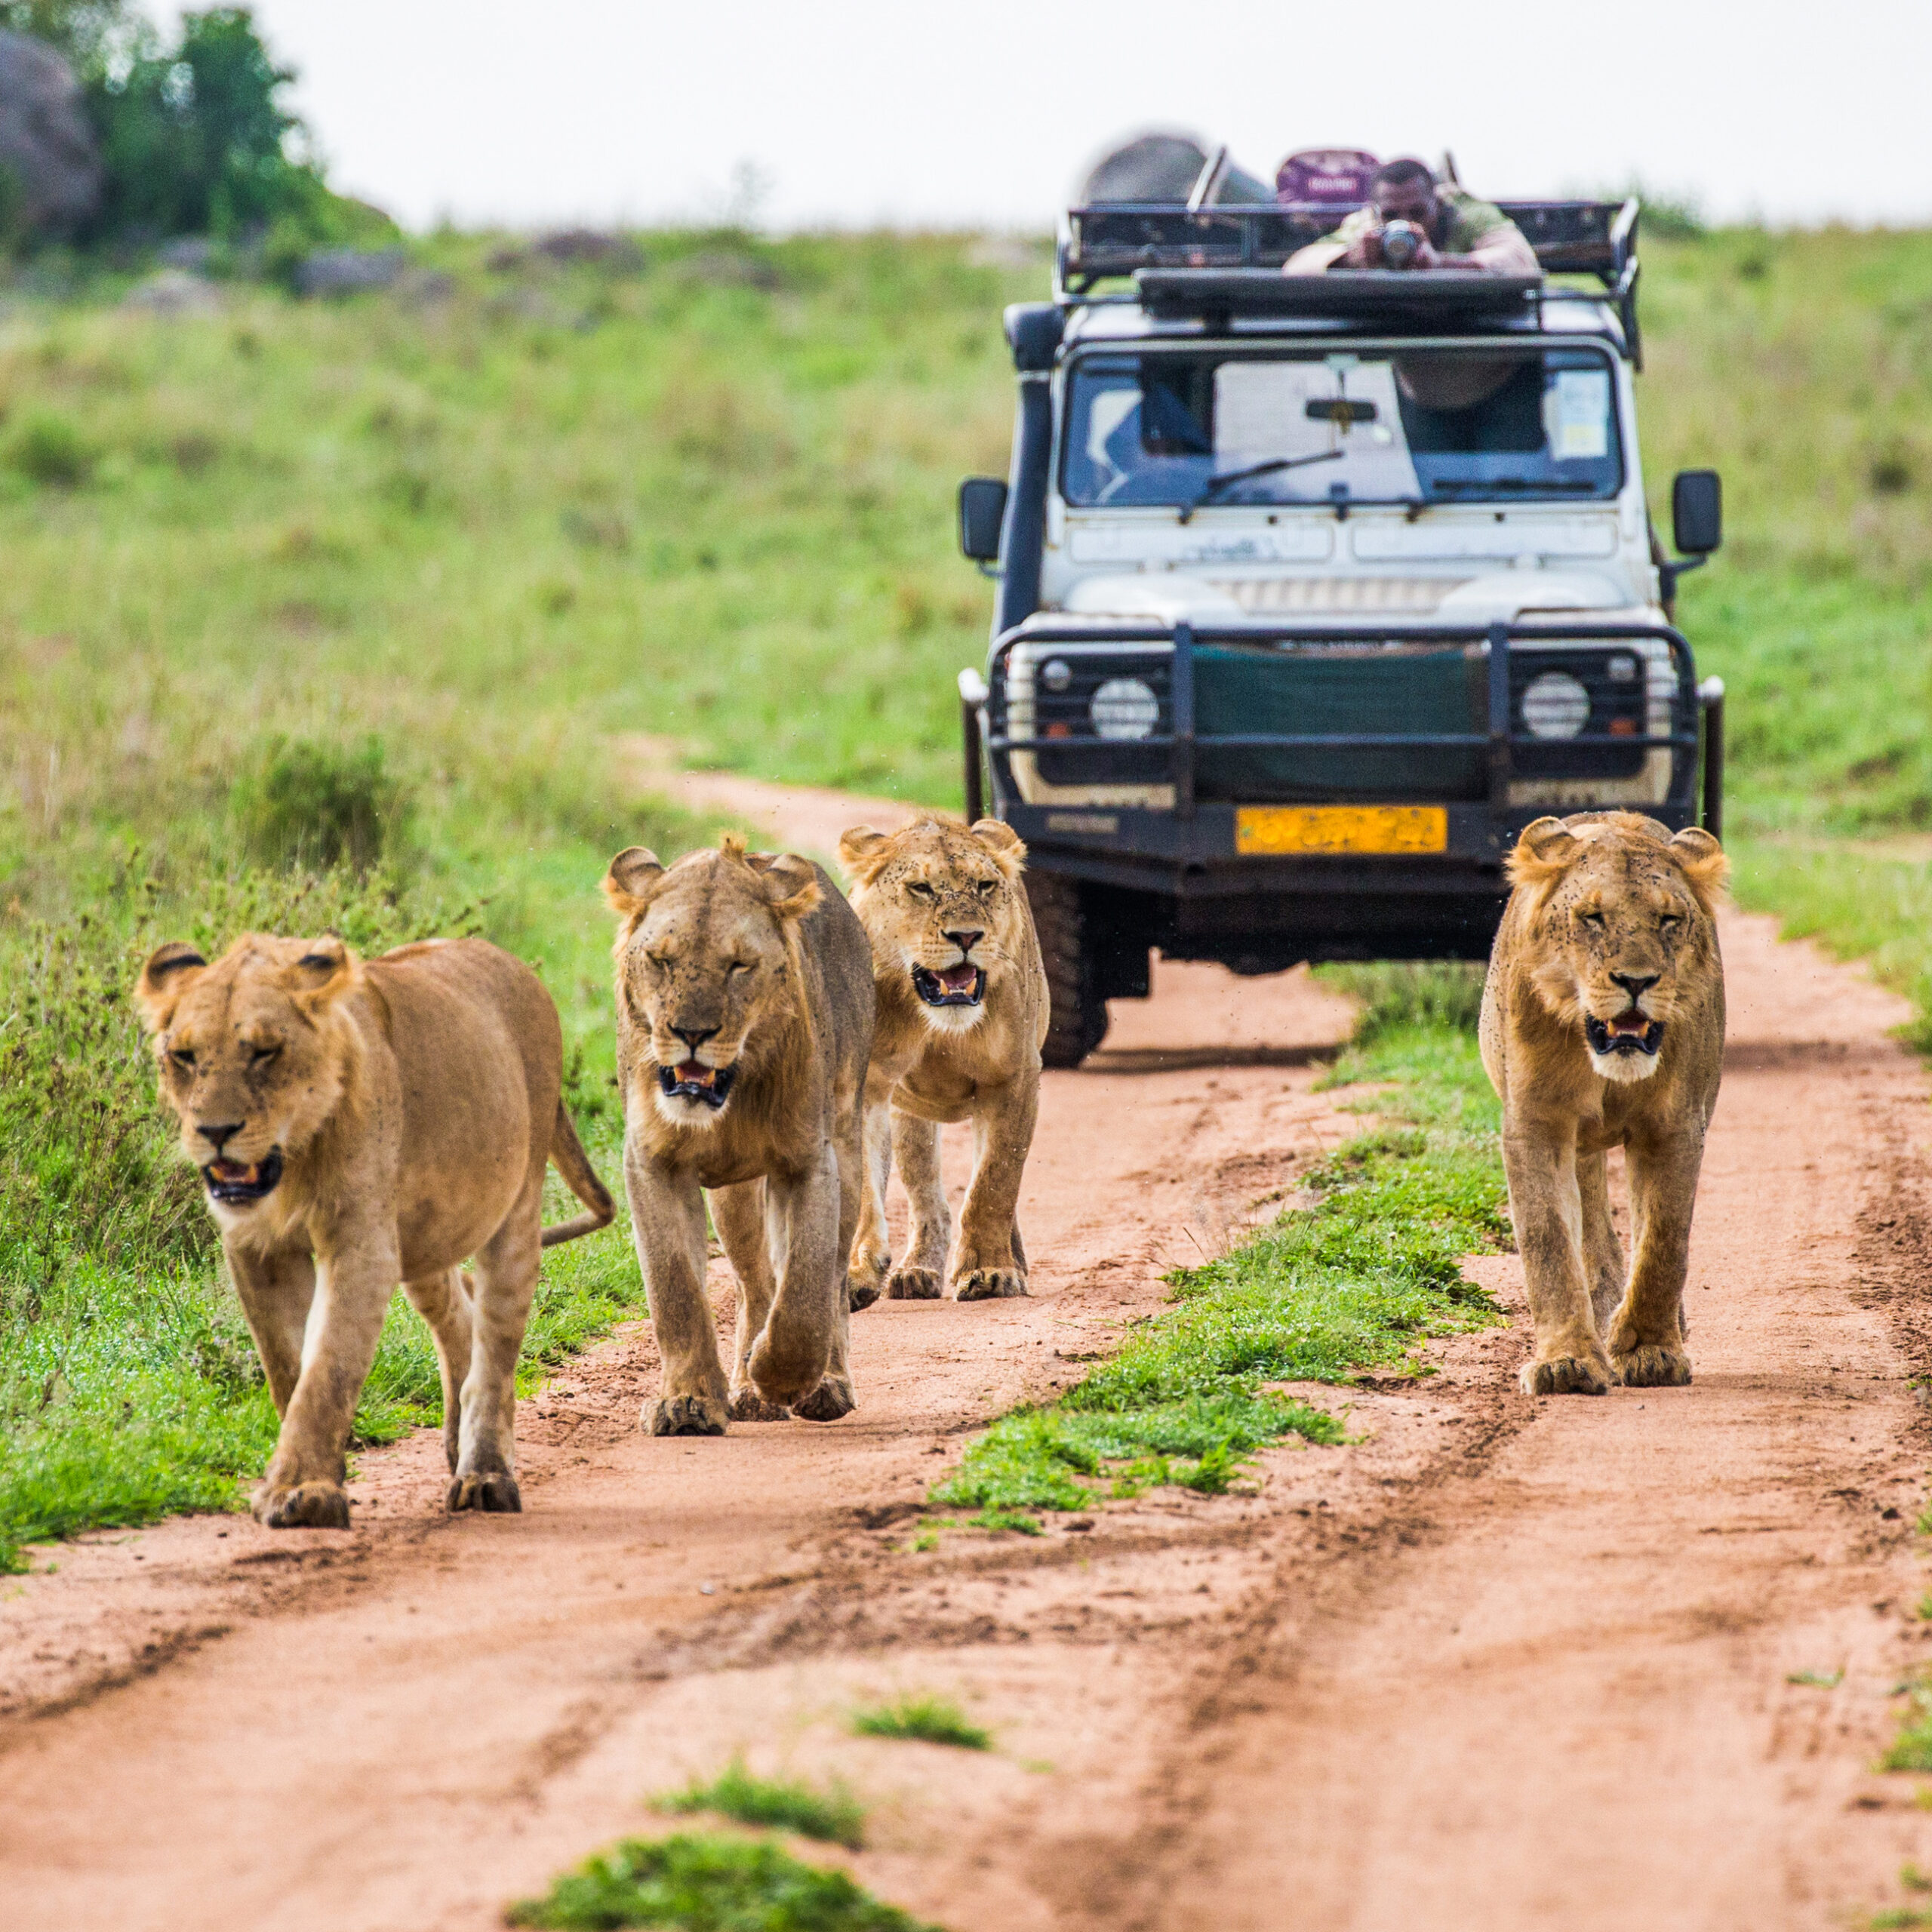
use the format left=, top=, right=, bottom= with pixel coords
left=760, top=853, right=823, bottom=924
left=838, top=825, right=892, bottom=884
left=135, top=941, right=208, bottom=1032
left=970, top=817, right=1026, bottom=878
left=284, top=935, right=359, bottom=1011
left=1506, top=816, right=1583, bottom=889
left=1669, top=825, right=1730, bottom=909
left=603, top=847, right=665, bottom=918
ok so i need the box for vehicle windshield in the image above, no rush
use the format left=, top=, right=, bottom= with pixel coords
left=1061, top=345, right=1623, bottom=509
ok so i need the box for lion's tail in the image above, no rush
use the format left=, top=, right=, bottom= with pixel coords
left=540, top=1100, right=618, bottom=1248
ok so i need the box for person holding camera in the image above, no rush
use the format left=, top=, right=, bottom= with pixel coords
left=1285, top=157, right=1538, bottom=275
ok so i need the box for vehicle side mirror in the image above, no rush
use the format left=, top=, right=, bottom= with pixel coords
left=958, top=476, right=1008, bottom=564
left=1672, top=469, right=1721, bottom=555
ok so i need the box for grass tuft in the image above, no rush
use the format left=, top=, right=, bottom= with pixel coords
left=1882, top=1685, right=1932, bottom=1773
left=506, top=1832, right=940, bottom=1930
left=850, top=1694, right=990, bottom=1752
left=654, top=1760, right=866, bottom=1850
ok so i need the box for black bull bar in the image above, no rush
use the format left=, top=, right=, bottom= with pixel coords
left=959, top=620, right=1721, bottom=906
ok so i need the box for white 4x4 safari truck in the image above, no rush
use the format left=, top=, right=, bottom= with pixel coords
left=955, top=189, right=1725, bottom=1064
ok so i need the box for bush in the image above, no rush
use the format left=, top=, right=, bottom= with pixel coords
left=228, top=735, right=411, bottom=872
left=10, top=410, right=94, bottom=485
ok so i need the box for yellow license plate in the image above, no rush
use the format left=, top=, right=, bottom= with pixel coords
left=1235, top=805, right=1449, bottom=856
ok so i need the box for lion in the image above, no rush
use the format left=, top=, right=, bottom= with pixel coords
left=135, top=933, right=615, bottom=1529
left=604, top=833, right=875, bottom=1434
left=1478, top=811, right=1728, bottom=1398
left=836, top=814, right=1048, bottom=1304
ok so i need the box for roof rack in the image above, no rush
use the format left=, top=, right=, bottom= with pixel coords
left=1055, top=197, right=1642, bottom=362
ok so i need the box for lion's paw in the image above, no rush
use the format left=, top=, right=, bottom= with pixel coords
left=729, top=1385, right=792, bottom=1423
left=1611, top=1343, right=1693, bottom=1388
left=847, top=1275, right=881, bottom=1314
left=953, top=1267, right=1028, bottom=1302
left=1519, top=1352, right=1612, bottom=1397
left=447, top=1469, right=522, bottom=1513
left=887, top=1266, right=943, bottom=1300
left=255, top=1480, right=352, bottom=1530
left=791, top=1374, right=857, bottom=1423
left=648, top=1394, right=729, bottom=1437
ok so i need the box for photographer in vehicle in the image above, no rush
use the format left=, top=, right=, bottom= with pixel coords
left=1286, top=157, right=1539, bottom=275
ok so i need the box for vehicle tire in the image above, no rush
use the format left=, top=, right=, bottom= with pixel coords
left=1026, top=870, right=1109, bottom=1068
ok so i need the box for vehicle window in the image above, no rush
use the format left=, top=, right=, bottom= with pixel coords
left=1060, top=346, right=1623, bottom=509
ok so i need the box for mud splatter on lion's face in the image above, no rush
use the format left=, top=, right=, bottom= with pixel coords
left=1508, top=813, right=1728, bottom=1084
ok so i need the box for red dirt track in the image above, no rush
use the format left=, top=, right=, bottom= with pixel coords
left=3, top=778, right=1930, bottom=1931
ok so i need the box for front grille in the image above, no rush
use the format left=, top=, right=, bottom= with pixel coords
left=1206, top=577, right=1469, bottom=614
left=993, top=629, right=1691, bottom=805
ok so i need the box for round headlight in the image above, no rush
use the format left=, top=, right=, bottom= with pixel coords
left=1091, top=676, right=1160, bottom=741
left=1521, top=670, right=1591, bottom=741
left=1040, top=657, right=1072, bottom=693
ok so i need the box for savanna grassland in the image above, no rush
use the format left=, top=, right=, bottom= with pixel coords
left=0, top=220, right=1926, bottom=1568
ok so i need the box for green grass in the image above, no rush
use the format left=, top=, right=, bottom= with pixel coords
left=931, top=967, right=1506, bottom=1520
left=849, top=1695, right=990, bottom=1752
left=506, top=1832, right=940, bottom=1931
left=1881, top=1684, right=1932, bottom=1773
left=1635, top=227, right=1932, bottom=1048
left=654, top=1761, right=867, bottom=1850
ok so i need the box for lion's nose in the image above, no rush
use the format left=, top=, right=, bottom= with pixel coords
left=1611, top=972, right=1658, bottom=1003
left=671, top=1025, right=718, bottom=1051
left=943, top=929, right=984, bottom=955
left=200, top=1121, right=244, bottom=1152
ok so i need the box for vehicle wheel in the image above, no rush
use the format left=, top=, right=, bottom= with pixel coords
left=1026, top=871, right=1109, bottom=1068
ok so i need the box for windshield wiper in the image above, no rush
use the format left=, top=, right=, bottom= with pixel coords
left=1177, top=449, right=1343, bottom=523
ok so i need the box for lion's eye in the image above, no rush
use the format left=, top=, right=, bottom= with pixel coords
left=645, top=952, right=672, bottom=971
left=1578, top=910, right=1606, bottom=927
left=248, top=1044, right=281, bottom=1068
left=169, top=1048, right=196, bottom=1071
left=1658, top=915, right=1682, bottom=934
left=974, top=879, right=996, bottom=897
left=907, top=881, right=936, bottom=900
left=726, top=960, right=752, bottom=977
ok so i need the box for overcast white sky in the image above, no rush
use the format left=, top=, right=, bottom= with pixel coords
left=184, top=0, right=1932, bottom=233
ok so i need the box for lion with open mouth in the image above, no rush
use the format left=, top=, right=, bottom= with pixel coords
left=1479, top=811, right=1729, bottom=1397
left=136, top=933, right=614, bottom=1529
left=605, top=833, right=875, bottom=1432
left=838, top=814, right=1048, bottom=1304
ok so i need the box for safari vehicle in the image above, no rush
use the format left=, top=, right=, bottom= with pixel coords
left=955, top=183, right=1725, bottom=1065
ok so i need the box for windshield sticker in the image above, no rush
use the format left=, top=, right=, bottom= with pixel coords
left=1552, top=369, right=1612, bottom=460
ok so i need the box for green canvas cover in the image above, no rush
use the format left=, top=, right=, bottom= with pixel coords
left=1192, top=644, right=1487, bottom=802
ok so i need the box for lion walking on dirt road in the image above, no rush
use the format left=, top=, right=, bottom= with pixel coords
left=1480, top=811, right=1728, bottom=1396
left=604, top=834, right=875, bottom=1432
left=135, top=933, right=614, bottom=1528
left=838, top=814, right=1048, bottom=1305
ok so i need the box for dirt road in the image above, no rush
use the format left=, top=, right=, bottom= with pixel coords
left=2, top=774, right=1930, bottom=1932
